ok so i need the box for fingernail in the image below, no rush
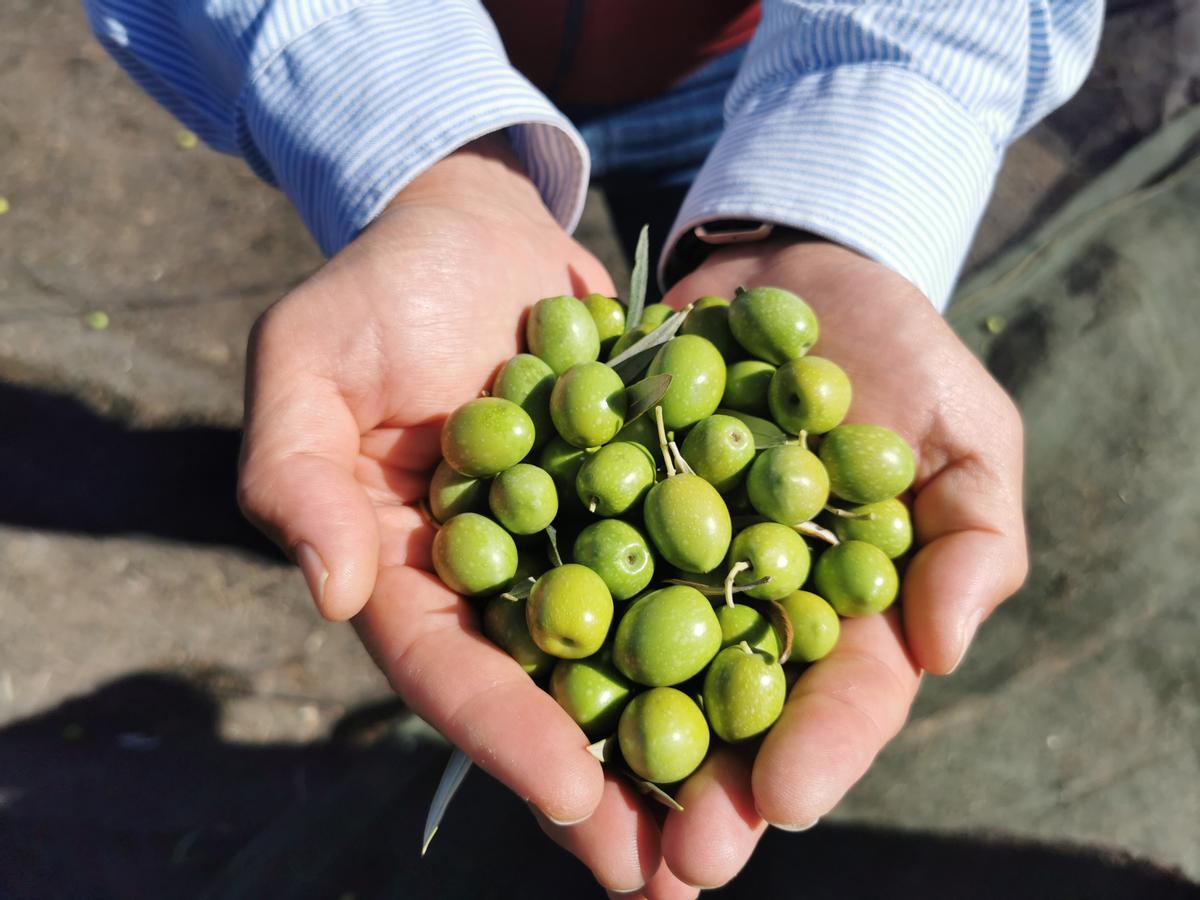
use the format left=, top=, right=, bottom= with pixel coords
left=773, top=817, right=819, bottom=832
left=949, top=609, right=984, bottom=674
left=295, top=542, right=328, bottom=608
left=545, top=811, right=592, bottom=827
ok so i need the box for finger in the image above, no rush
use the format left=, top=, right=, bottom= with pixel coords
left=752, top=610, right=920, bottom=829
left=355, top=565, right=605, bottom=824
left=373, top=503, right=435, bottom=571
left=532, top=772, right=661, bottom=893
left=239, top=350, right=377, bottom=620
left=905, top=428, right=1028, bottom=673
left=660, top=748, right=767, bottom=890
left=607, top=858, right=701, bottom=900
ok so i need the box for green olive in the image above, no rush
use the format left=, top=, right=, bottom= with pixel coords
left=618, top=687, right=710, bottom=783
left=441, top=397, right=535, bottom=477
left=819, top=424, right=916, bottom=503
left=526, top=564, right=614, bottom=658
left=643, top=474, right=732, bottom=574
left=768, top=356, right=852, bottom=435
left=428, top=459, right=486, bottom=523
left=575, top=442, right=656, bottom=516
left=778, top=590, right=840, bottom=663
left=431, top=512, right=518, bottom=597
left=727, top=522, right=811, bottom=601
left=550, top=646, right=635, bottom=738
left=582, top=294, right=626, bottom=357
left=722, top=359, right=776, bottom=415
left=716, top=604, right=782, bottom=663
left=488, top=463, right=558, bottom=535
left=728, top=286, right=819, bottom=364
left=572, top=519, right=655, bottom=601
left=613, top=414, right=661, bottom=459
left=813, top=540, right=899, bottom=617
left=681, top=296, right=740, bottom=359
left=829, top=498, right=912, bottom=559
left=647, top=335, right=727, bottom=430
left=702, top=644, right=786, bottom=742
left=613, top=585, right=722, bottom=686
left=680, top=414, right=755, bottom=493
left=746, top=444, right=830, bottom=525
left=483, top=596, right=555, bottom=679
left=525, top=295, right=601, bottom=375
left=550, top=361, right=627, bottom=448
left=492, top=353, right=557, bottom=449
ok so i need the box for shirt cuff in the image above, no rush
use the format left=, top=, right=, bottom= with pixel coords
left=237, top=1, right=589, bottom=256
left=662, top=64, right=1001, bottom=309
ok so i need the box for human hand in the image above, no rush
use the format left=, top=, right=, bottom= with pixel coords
left=530, top=237, right=1028, bottom=895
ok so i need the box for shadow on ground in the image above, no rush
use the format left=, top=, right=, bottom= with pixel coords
left=0, top=673, right=1195, bottom=900
left=0, top=382, right=278, bottom=559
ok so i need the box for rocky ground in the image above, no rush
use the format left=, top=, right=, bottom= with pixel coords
left=1, top=1, right=1198, bottom=897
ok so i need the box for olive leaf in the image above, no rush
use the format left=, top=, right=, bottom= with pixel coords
left=545, top=524, right=563, bottom=568
left=624, top=373, right=673, bottom=425
left=621, top=770, right=685, bottom=812
left=665, top=576, right=773, bottom=597
left=623, top=224, right=650, bottom=332
left=715, top=408, right=790, bottom=449
left=422, top=747, right=473, bottom=856
left=499, top=576, right=537, bottom=602
left=586, top=734, right=618, bottom=763
left=746, top=597, right=795, bottom=665
left=607, top=306, right=690, bottom=384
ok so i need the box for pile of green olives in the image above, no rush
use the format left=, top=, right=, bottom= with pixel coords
left=429, top=287, right=916, bottom=788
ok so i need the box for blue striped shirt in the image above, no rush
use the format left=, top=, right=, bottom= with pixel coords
left=82, top=1, right=1102, bottom=308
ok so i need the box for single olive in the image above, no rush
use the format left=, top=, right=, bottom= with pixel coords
left=618, top=687, right=710, bottom=783
left=550, top=361, right=627, bottom=448
left=550, top=646, right=635, bottom=738
left=492, top=353, right=557, bottom=449
left=575, top=442, right=656, bottom=516
left=428, top=459, right=486, bottom=523
left=716, top=604, right=782, bottom=663
left=582, top=294, right=627, bottom=357
left=728, top=285, right=819, bottom=364
left=614, top=414, right=661, bottom=459
left=483, top=596, right=555, bottom=679
left=819, top=424, right=916, bottom=503
left=488, top=463, right=558, bottom=535
left=441, top=397, right=535, bottom=477
left=722, top=359, right=776, bottom=415
left=702, top=644, right=786, bottom=743
left=572, top=519, right=656, bottom=601
left=647, top=335, right=727, bottom=430
left=526, top=564, right=614, bottom=658
left=681, top=296, right=740, bottom=359
left=727, top=521, right=811, bottom=600
left=613, top=585, right=721, bottom=686
left=746, top=444, right=830, bottom=525
left=813, top=540, right=899, bottom=617
left=779, top=590, right=840, bottom=663
left=830, top=498, right=912, bottom=559
left=431, top=513, right=518, bottom=597
left=643, top=474, right=732, bottom=574
left=525, top=295, right=601, bottom=375
left=680, top=414, right=755, bottom=493
left=768, top=356, right=852, bottom=435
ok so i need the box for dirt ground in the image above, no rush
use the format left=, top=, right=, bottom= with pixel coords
left=2, top=2, right=1199, bottom=897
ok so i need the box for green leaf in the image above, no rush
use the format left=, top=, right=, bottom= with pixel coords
left=607, top=306, right=689, bottom=384
left=715, top=407, right=790, bottom=449
left=631, top=775, right=685, bottom=812
left=546, top=524, right=563, bottom=568
left=665, top=576, right=773, bottom=597
left=422, top=748, right=473, bottom=856
left=499, top=576, right=537, bottom=602
left=624, top=373, right=673, bottom=425
left=747, top=597, right=795, bottom=665
left=624, top=225, right=650, bottom=332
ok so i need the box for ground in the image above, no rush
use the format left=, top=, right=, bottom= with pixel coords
left=1, top=2, right=1199, bottom=897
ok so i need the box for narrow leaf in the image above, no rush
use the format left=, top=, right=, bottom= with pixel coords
left=499, top=576, right=537, bottom=602
left=624, top=373, right=673, bottom=426
left=546, top=524, right=563, bottom=568
left=748, top=597, right=795, bottom=665
left=607, top=306, right=690, bottom=384
left=633, top=777, right=685, bottom=812
left=665, top=575, right=773, bottom=596
left=422, top=748, right=473, bottom=856
left=715, top=408, right=790, bottom=450
left=793, top=520, right=839, bottom=546
left=624, top=225, right=650, bottom=332
left=587, top=734, right=618, bottom=763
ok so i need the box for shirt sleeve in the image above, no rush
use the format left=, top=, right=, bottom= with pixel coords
left=662, top=1, right=1105, bottom=309
left=82, top=0, right=590, bottom=256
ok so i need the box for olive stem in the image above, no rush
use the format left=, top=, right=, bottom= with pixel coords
left=668, top=440, right=695, bottom=476
left=738, top=640, right=754, bottom=656
left=824, top=504, right=874, bottom=521
left=794, top=521, right=839, bottom=545
left=655, top=405, right=676, bottom=478
left=784, top=429, right=809, bottom=451
left=588, top=497, right=599, bottom=514
left=724, top=561, right=751, bottom=608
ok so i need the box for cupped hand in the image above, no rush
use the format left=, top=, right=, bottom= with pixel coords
left=532, top=237, right=1028, bottom=895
